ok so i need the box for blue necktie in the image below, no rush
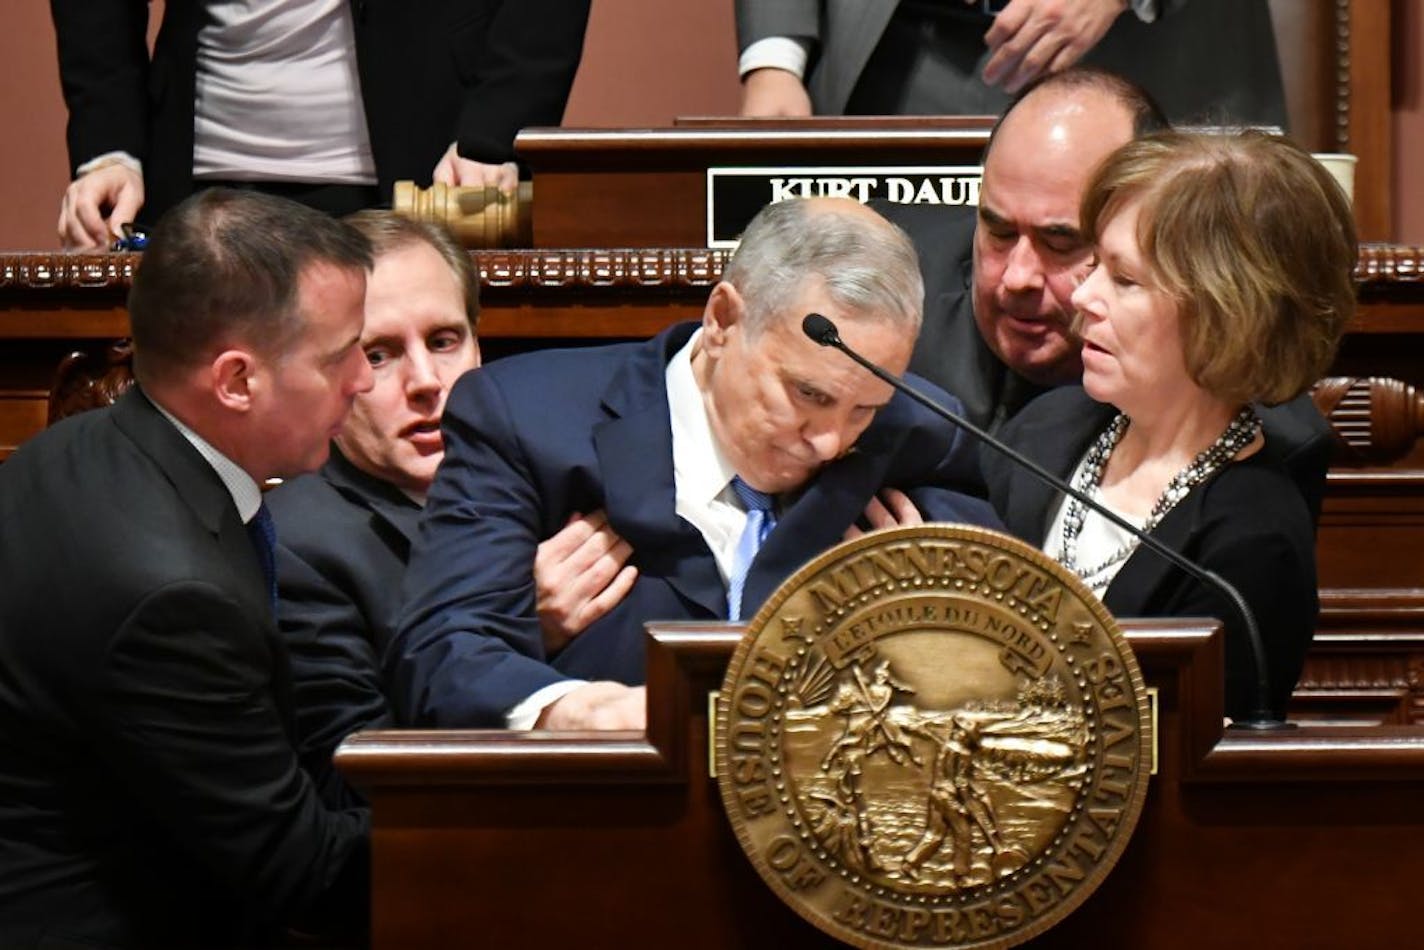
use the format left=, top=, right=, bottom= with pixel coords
left=727, top=476, right=777, bottom=621
left=246, top=502, right=278, bottom=617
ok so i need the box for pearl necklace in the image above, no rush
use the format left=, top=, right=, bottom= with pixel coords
left=1059, top=406, right=1261, bottom=593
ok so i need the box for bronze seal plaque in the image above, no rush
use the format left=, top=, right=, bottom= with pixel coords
left=715, top=525, right=1150, bottom=949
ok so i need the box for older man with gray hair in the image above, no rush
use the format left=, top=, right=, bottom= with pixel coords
left=390, top=196, right=997, bottom=731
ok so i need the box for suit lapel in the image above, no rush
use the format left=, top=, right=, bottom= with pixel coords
left=322, top=446, right=422, bottom=549
left=1007, top=398, right=1107, bottom=545
left=592, top=325, right=727, bottom=618
left=1103, top=480, right=1206, bottom=617
left=110, top=387, right=272, bottom=622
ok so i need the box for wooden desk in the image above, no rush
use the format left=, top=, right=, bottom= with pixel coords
left=338, top=620, right=1424, bottom=948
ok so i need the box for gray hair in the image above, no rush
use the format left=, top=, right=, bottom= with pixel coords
left=720, top=199, right=923, bottom=336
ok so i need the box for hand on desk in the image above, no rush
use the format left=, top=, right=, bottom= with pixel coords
left=536, top=682, right=646, bottom=730
left=535, top=510, right=638, bottom=653
left=58, top=162, right=145, bottom=250
left=983, top=0, right=1127, bottom=94
left=433, top=143, right=519, bottom=195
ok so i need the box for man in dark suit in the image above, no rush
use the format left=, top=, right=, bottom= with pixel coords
left=268, top=211, right=633, bottom=805
left=390, top=196, right=999, bottom=732
left=0, top=189, right=375, bottom=948
left=883, top=67, right=1334, bottom=517
left=51, top=0, right=591, bottom=247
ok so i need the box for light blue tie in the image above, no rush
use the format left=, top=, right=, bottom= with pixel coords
left=727, top=476, right=777, bottom=621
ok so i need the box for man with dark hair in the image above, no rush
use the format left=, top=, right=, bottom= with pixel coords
left=0, top=188, right=374, bottom=947
left=884, top=66, right=1333, bottom=516
left=894, top=66, right=1165, bottom=430
left=391, top=197, right=997, bottom=732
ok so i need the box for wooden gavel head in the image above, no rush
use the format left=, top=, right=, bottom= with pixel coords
left=392, top=180, right=533, bottom=248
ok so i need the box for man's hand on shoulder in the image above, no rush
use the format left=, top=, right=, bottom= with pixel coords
left=739, top=67, right=814, bottom=117
left=535, top=510, right=638, bottom=653
left=982, top=0, right=1128, bottom=93
left=536, top=682, right=646, bottom=730
left=432, top=143, right=518, bottom=195
left=845, top=488, right=924, bottom=541
left=58, top=163, right=144, bottom=250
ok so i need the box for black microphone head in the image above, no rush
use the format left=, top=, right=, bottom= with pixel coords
left=802, top=313, right=840, bottom=347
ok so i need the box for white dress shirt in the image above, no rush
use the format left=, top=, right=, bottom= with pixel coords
left=154, top=402, right=263, bottom=525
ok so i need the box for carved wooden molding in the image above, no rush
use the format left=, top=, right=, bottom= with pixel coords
left=0, top=253, right=139, bottom=291
left=1313, top=376, right=1424, bottom=466
left=0, top=250, right=735, bottom=294
left=48, top=341, right=134, bottom=426
left=1355, top=244, right=1424, bottom=284
left=3, top=247, right=1421, bottom=293
left=478, top=249, right=732, bottom=291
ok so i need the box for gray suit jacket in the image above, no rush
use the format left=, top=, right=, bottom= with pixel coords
left=736, top=0, right=1286, bottom=128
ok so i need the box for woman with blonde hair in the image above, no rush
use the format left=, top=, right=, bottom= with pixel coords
left=985, top=131, right=1357, bottom=719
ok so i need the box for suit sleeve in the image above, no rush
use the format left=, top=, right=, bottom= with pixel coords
left=276, top=542, right=393, bottom=810
left=50, top=0, right=152, bottom=173
left=736, top=0, right=822, bottom=49
left=452, top=0, right=592, bottom=165
left=885, top=376, right=1002, bottom=527
left=390, top=369, right=571, bottom=728
left=96, top=581, right=368, bottom=932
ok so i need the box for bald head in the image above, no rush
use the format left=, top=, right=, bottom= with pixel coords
left=970, top=78, right=1147, bottom=386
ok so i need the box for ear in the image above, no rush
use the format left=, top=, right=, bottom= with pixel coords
left=210, top=348, right=259, bottom=413
left=701, top=281, right=745, bottom=357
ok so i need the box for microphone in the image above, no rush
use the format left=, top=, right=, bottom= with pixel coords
left=802, top=312, right=1289, bottom=730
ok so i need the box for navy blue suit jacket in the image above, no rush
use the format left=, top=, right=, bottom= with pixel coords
left=390, top=322, right=999, bottom=727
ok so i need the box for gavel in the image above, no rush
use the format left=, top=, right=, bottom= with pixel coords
left=392, top=180, right=533, bottom=248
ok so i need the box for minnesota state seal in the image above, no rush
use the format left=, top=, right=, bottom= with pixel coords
left=716, top=525, right=1150, bottom=949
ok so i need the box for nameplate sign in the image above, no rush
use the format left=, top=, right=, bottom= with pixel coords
left=706, top=165, right=982, bottom=248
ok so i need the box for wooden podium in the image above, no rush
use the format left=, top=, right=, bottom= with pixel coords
left=338, top=620, right=1424, bottom=948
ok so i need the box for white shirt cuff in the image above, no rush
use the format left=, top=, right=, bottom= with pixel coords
left=506, top=679, right=588, bottom=730
left=739, top=37, right=810, bottom=80
left=76, top=151, right=143, bottom=177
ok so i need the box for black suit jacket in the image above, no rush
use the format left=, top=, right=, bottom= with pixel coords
left=884, top=202, right=1049, bottom=433
left=983, top=387, right=1318, bottom=718
left=0, top=389, right=367, bottom=949
left=267, top=447, right=414, bottom=810
left=51, top=0, right=591, bottom=223
left=391, top=322, right=1000, bottom=727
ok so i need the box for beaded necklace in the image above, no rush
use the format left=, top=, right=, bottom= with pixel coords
left=1059, top=406, right=1261, bottom=593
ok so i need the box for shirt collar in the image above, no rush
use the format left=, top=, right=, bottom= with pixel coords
left=666, top=328, right=739, bottom=505
left=153, top=403, right=264, bottom=523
